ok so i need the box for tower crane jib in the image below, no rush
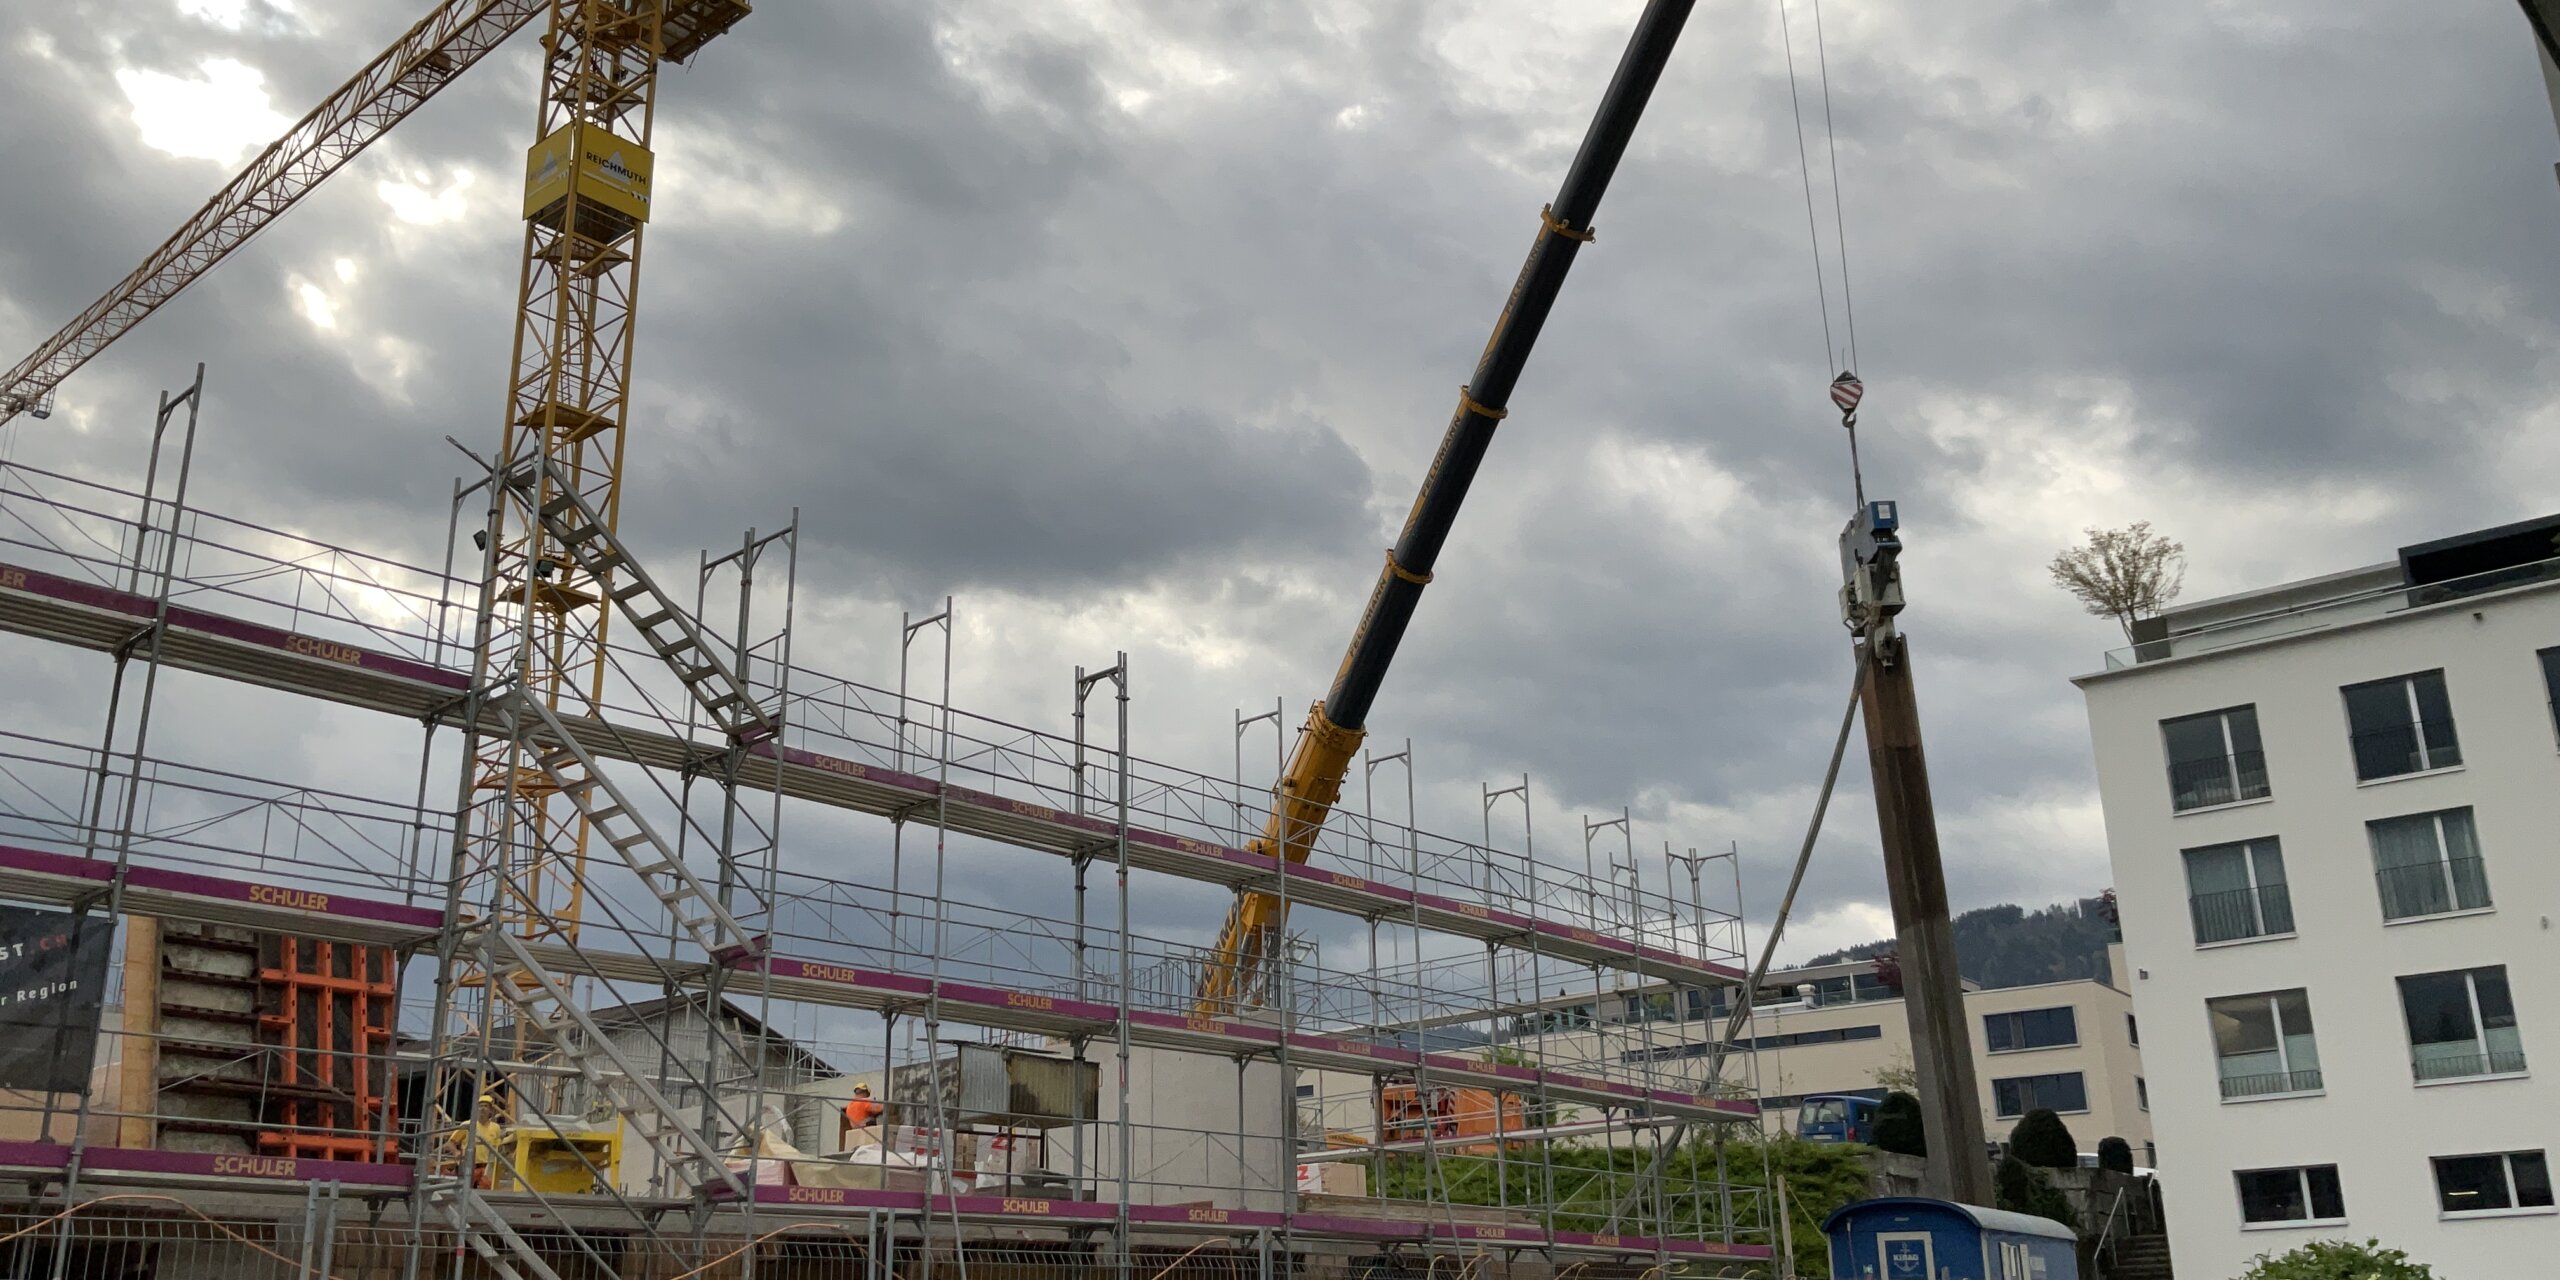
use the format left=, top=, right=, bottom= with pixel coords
left=0, top=0, right=544, bottom=426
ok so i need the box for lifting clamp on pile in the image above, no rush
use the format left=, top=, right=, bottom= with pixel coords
left=1839, top=498, right=1905, bottom=651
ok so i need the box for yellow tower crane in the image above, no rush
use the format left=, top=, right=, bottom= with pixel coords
left=0, top=0, right=746, bottom=978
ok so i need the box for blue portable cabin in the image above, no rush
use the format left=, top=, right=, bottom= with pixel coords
left=1822, top=1197, right=2078, bottom=1280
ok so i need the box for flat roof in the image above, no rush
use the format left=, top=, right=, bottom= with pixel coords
left=1823, top=1196, right=2077, bottom=1242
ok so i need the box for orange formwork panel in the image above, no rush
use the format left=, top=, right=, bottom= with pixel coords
left=1377, top=1080, right=1531, bottom=1156
left=255, top=936, right=398, bottom=1162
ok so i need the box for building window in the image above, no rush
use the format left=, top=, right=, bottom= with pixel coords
left=1984, top=1007, right=2078, bottom=1053
left=2209, top=990, right=2322, bottom=1099
left=2162, top=706, right=2270, bottom=811
left=2367, top=808, right=2492, bottom=921
left=1619, top=1023, right=1882, bottom=1064
left=2183, top=837, right=2294, bottom=944
left=2128, top=1014, right=2139, bottom=1047
left=2433, top=1151, right=2554, bottom=1216
left=2398, top=966, right=2526, bottom=1082
left=2541, top=648, right=2560, bottom=742
left=1992, top=1072, right=2088, bottom=1118
left=2236, top=1165, right=2346, bottom=1225
left=2137, top=1077, right=2148, bottom=1111
left=2343, top=670, right=2461, bottom=781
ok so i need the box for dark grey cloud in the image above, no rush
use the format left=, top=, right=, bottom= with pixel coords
left=3, top=0, right=2557, bottom=978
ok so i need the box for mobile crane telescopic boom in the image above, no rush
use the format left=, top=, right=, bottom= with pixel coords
left=1195, top=0, right=1698, bottom=1015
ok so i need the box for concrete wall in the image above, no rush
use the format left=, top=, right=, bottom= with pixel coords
left=1070, top=1043, right=1287, bottom=1212
left=2079, top=578, right=2560, bottom=1278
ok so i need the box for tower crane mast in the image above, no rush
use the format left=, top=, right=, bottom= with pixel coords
left=459, top=0, right=747, bottom=978
left=0, top=0, right=544, bottom=425
left=1196, top=0, right=1698, bottom=1015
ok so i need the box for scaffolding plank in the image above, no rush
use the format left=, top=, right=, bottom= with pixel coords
left=705, top=953, right=1755, bottom=1123
left=0, top=843, right=444, bottom=946
left=0, top=559, right=1741, bottom=989
left=0, top=1139, right=413, bottom=1189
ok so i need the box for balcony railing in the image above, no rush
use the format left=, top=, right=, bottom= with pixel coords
left=2219, top=1067, right=2323, bottom=1099
left=2350, top=720, right=2461, bottom=781
left=2413, top=1048, right=2528, bottom=1082
left=2190, top=883, right=2294, bottom=945
left=2168, top=751, right=2270, bottom=811
left=2376, top=858, right=2492, bottom=921
left=2101, top=553, right=2560, bottom=669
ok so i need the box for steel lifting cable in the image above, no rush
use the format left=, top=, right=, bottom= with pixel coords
left=1776, top=0, right=1837, bottom=376
left=1779, top=0, right=1870, bottom=507
left=1608, top=658, right=1866, bottom=1220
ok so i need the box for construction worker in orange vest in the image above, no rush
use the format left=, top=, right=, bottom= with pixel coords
left=841, top=1082, right=884, bottom=1143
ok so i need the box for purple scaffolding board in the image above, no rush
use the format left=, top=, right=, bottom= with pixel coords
left=0, top=842, right=443, bottom=946
left=0, top=1140, right=413, bottom=1190
left=740, top=956, right=1752, bottom=1123
left=0, top=558, right=1740, bottom=991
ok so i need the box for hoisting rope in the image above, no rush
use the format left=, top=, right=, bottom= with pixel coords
left=1781, top=0, right=1868, bottom=507
left=1606, top=658, right=1867, bottom=1225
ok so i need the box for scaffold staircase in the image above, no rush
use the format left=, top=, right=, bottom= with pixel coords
left=458, top=461, right=796, bottom=1223
left=514, top=457, right=777, bottom=743
left=491, top=689, right=762, bottom=962
left=425, top=1177, right=570, bottom=1280
left=479, top=925, right=749, bottom=1197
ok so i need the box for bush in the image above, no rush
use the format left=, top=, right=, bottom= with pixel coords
left=2095, top=1135, right=2133, bottom=1174
left=1871, top=1091, right=1926, bottom=1157
left=1993, top=1154, right=2075, bottom=1230
left=2238, top=1238, right=2439, bottom=1279
left=2008, top=1108, right=2078, bottom=1169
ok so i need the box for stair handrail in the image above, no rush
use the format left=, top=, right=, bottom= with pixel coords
left=2093, top=1183, right=2129, bottom=1270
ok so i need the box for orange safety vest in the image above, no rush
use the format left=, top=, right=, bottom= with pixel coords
left=844, top=1096, right=884, bottom=1128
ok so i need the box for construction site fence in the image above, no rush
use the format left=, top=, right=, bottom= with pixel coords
left=0, top=1200, right=1779, bottom=1280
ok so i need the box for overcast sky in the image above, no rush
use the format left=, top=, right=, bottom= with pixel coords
left=4, top=0, right=2559, bottom=1004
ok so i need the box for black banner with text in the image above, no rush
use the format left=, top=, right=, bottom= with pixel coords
left=0, top=905, right=113, bottom=1094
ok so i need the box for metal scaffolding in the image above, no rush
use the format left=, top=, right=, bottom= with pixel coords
left=0, top=376, right=1777, bottom=1278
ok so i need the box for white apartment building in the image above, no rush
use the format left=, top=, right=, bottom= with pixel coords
left=2076, top=515, right=2560, bottom=1279
left=1303, top=954, right=2150, bottom=1158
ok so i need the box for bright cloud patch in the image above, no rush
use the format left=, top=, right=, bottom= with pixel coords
left=176, top=0, right=299, bottom=33
left=376, top=168, right=476, bottom=226
left=292, top=278, right=336, bottom=331
left=114, top=58, right=288, bottom=164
